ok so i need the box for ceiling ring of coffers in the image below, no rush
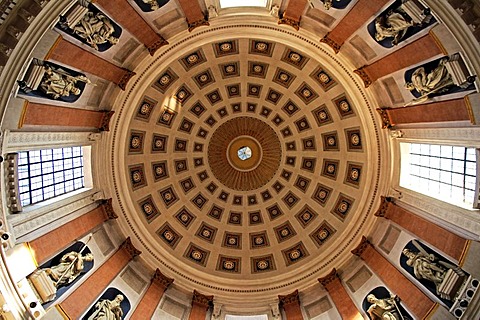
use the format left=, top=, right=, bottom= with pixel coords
left=108, top=19, right=387, bottom=297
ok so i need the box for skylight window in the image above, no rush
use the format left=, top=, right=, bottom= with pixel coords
left=225, top=315, right=268, bottom=320
left=220, top=0, right=268, bottom=8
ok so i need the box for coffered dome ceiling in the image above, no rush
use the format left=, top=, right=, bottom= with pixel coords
left=109, top=21, right=387, bottom=303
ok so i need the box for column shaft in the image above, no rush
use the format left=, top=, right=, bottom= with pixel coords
left=353, top=238, right=436, bottom=318
left=279, top=290, right=303, bottom=320
left=176, top=0, right=209, bottom=31
left=48, top=37, right=134, bottom=90
left=377, top=198, right=469, bottom=260
left=93, top=0, right=167, bottom=55
left=188, top=290, right=213, bottom=320
left=321, top=0, right=390, bottom=52
left=28, top=203, right=111, bottom=264
left=279, top=0, right=308, bottom=30
left=355, top=33, right=443, bottom=87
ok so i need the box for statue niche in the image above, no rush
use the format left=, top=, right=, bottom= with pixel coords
left=27, top=241, right=94, bottom=304
left=362, top=286, right=413, bottom=320
left=82, top=287, right=131, bottom=320
left=57, top=2, right=122, bottom=52
left=18, top=59, right=91, bottom=103
left=134, top=0, right=170, bottom=12
left=403, top=54, right=476, bottom=105
left=367, top=0, right=435, bottom=48
left=400, top=239, right=477, bottom=311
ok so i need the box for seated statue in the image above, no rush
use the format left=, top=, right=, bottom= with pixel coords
left=43, top=251, right=94, bottom=288
left=87, top=294, right=124, bottom=320
left=367, top=293, right=403, bottom=320
left=375, top=8, right=415, bottom=45
left=405, top=58, right=454, bottom=103
left=40, top=65, right=90, bottom=99
left=322, top=0, right=341, bottom=10
left=73, top=11, right=119, bottom=50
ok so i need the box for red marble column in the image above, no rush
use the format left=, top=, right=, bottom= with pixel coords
left=318, top=269, right=362, bottom=320
left=354, top=33, right=444, bottom=88
left=130, top=269, right=174, bottom=320
left=320, top=0, right=390, bottom=53
left=278, top=0, right=308, bottom=31
left=279, top=290, right=303, bottom=320
left=375, top=197, right=469, bottom=261
left=19, top=102, right=114, bottom=131
left=47, top=37, right=135, bottom=90
left=188, top=290, right=213, bottom=320
left=377, top=97, right=472, bottom=127
left=28, top=199, right=117, bottom=264
left=352, top=237, right=437, bottom=319
left=59, top=238, right=141, bottom=319
left=93, top=0, right=168, bottom=55
left=176, top=0, right=209, bottom=32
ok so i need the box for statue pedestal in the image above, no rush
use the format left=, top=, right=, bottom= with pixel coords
left=401, top=0, right=426, bottom=24
left=24, top=64, right=45, bottom=90
left=28, top=270, right=56, bottom=303
left=445, top=54, right=472, bottom=87
left=438, top=269, right=466, bottom=301
left=62, top=3, right=89, bottom=29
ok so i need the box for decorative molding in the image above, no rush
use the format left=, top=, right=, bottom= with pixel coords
left=152, top=268, right=174, bottom=289
left=4, top=130, right=93, bottom=152
left=192, top=290, right=213, bottom=307
left=121, top=237, right=142, bottom=259
left=99, top=111, right=114, bottom=132
left=376, top=108, right=393, bottom=129
left=353, top=66, right=372, bottom=88
left=351, top=236, right=371, bottom=258
left=188, top=18, right=210, bottom=32
left=278, top=15, right=300, bottom=31
left=146, top=36, right=169, bottom=56
left=278, top=289, right=300, bottom=306
left=118, top=69, right=136, bottom=91
left=318, top=268, right=338, bottom=287
left=100, top=198, right=118, bottom=220
left=374, top=196, right=394, bottom=218
left=320, top=33, right=341, bottom=53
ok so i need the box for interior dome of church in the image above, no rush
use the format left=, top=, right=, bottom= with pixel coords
left=0, top=0, right=479, bottom=319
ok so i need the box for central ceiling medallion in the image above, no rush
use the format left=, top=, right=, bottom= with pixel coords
left=208, top=117, right=281, bottom=191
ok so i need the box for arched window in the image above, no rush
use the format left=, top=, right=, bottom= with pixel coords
left=399, top=143, right=479, bottom=208
left=16, top=146, right=88, bottom=207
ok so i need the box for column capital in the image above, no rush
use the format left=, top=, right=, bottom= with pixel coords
left=278, top=289, right=300, bottom=306
left=278, top=14, right=300, bottom=31
left=320, top=32, right=341, bottom=53
left=354, top=66, right=372, bottom=88
left=118, top=69, right=136, bottom=91
left=192, top=290, right=213, bottom=307
left=99, top=111, right=114, bottom=132
left=376, top=108, right=394, bottom=129
left=351, top=236, right=372, bottom=258
left=374, top=196, right=395, bottom=218
left=318, top=268, right=338, bottom=287
left=100, top=198, right=118, bottom=220
left=152, top=268, right=174, bottom=289
left=121, top=237, right=142, bottom=259
left=187, top=18, right=210, bottom=32
left=146, top=36, right=169, bottom=56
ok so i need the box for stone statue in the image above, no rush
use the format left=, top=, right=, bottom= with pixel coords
left=40, top=65, right=90, bottom=99
left=73, top=11, right=119, bottom=50
left=143, top=0, right=160, bottom=11
left=322, top=0, right=340, bottom=10
left=43, top=251, right=94, bottom=288
left=87, top=294, right=124, bottom=320
left=375, top=7, right=415, bottom=45
left=405, top=58, right=454, bottom=103
left=367, top=293, right=403, bottom=320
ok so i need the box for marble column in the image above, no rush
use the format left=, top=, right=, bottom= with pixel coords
left=130, top=269, right=174, bottom=320
left=93, top=0, right=168, bottom=55
left=28, top=199, right=117, bottom=264
left=278, top=0, right=308, bottom=31
left=176, top=0, right=209, bottom=32
left=47, top=37, right=135, bottom=90
left=320, top=0, right=390, bottom=53
left=318, top=269, right=362, bottom=319
left=59, top=237, right=141, bottom=319
left=352, top=236, right=437, bottom=318
left=19, top=102, right=114, bottom=131
left=188, top=290, right=213, bottom=320
left=354, top=33, right=444, bottom=88
left=278, top=290, right=303, bottom=320
left=375, top=197, right=470, bottom=261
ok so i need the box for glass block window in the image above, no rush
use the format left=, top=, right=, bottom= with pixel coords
left=220, top=0, right=268, bottom=8
left=17, top=147, right=85, bottom=206
left=400, top=143, right=478, bottom=207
